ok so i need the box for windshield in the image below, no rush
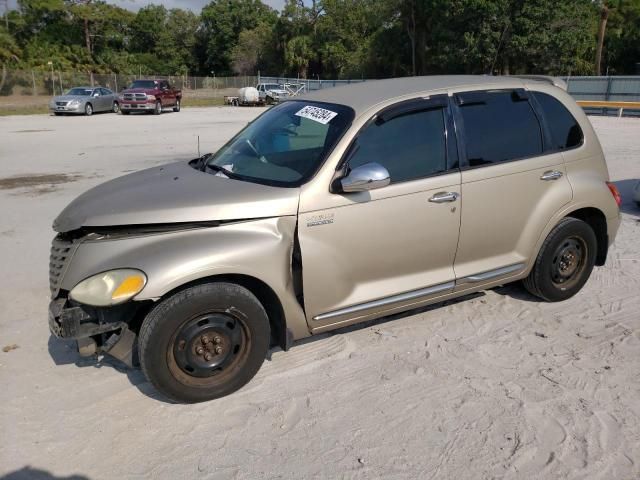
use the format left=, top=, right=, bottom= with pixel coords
left=67, top=88, right=93, bottom=96
left=129, top=80, right=158, bottom=89
left=265, top=84, right=282, bottom=90
left=204, top=101, right=354, bottom=187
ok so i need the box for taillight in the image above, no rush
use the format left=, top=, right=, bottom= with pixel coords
left=606, top=182, right=622, bottom=207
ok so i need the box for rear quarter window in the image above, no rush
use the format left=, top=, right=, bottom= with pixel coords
left=457, top=91, right=543, bottom=166
left=532, top=92, right=583, bottom=151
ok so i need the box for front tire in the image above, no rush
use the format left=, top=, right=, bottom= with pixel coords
left=523, top=217, right=597, bottom=302
left=139, top=282, right=270, bottom=403
left=85, top=103, right=93, bottom=116
left=120, top=110, right=130, bottom=115
left=173, top=98, right=181, bottom=112
left=153, top=100, right=162, bottom=115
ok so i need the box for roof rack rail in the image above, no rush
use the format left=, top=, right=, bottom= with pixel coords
left=509, top=75, right=568, bottom=91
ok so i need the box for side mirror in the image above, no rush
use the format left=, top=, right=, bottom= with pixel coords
left=93, top=92, right=100, bottom=97
left=340, top=162, right=390, bottom=193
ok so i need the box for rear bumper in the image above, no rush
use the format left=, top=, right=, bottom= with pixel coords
left=607, top=211, right=622, bottom=247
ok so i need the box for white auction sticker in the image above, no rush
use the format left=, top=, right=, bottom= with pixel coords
left=295, top=105, right=338, bottom=124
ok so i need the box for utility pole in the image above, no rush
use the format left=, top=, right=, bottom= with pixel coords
left=47, top=61, right=54, bottom=95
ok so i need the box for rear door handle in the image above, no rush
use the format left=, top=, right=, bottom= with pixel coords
left=429, top=192, right=459, bottom=203
left=540, top=170, right=563, bottom=181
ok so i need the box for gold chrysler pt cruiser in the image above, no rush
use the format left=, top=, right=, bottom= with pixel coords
left=49, top=76, right=622, bottom=402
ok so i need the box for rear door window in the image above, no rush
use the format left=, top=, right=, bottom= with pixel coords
left=457, top=91, right=543, bottom=166
left=532, top=92, right=583, bottom=151
left=347, top=107, right=447, bottom=183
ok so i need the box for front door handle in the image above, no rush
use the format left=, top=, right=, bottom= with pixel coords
left=429, top=192, right=459, bottom=203
left=540, top=170, right=563, bottom=181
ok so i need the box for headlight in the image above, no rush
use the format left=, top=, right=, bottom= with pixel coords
left=146, top=94, right=155, bottom=100
left=69, top=269, right=147, bottom=307
left=69, top=100, right=80, bottom=106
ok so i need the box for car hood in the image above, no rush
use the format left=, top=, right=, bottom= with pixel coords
left=53, top=161, right=300, bottom=233
left=53, top=95, right=88, bottom=102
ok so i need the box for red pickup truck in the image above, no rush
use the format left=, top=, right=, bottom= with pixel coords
left=119, top=79, right=182, bottom=115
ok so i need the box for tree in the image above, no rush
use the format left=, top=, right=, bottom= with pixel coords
left=198, top=0, right=277, bottom=75
left=0, top=24, right=21, bottom=92
left=285, top=35, right=313, bottom=77
left=230, top=23, right=276, bottom=75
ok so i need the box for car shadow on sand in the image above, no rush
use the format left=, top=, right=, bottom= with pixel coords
left=613, top=179, right=639, bottom=216
left=47, top=335, right=172, bottom=403
left=0, top=467, right=89, bottom=480
left=46, top=284, right=542, bottom=403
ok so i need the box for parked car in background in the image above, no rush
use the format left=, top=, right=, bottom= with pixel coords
left=48, top=76, right=621, bottom=403
left=49, top=86, right=119, bottom=116
left=633, top=180, right=640, bottom=207
left=119, top=79, right=182, bottom=115
left=257, top=83, right=289, bottom=104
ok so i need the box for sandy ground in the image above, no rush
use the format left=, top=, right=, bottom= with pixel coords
left=0, top=109, right=639, bottom=480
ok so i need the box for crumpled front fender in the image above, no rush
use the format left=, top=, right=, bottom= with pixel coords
left=60, top=216, right=310, bottom=341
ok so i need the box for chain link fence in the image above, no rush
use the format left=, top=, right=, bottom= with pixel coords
left=0, top=70, right=259, bottom=108
left=2, top=70, right=639, bottom=115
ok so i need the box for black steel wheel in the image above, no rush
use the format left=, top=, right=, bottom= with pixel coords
left=523, top=217, right=597, bottom=302
left=170, top=312, right=249, bottom=380
left=138, top=282, right=270, bottom=403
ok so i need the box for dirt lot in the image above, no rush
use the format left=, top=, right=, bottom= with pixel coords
left=0, top=109, right=639, bottom=480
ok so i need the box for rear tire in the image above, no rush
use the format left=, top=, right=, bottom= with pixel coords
left=153, top=100, right=162, bottom=115
left=523, top=217, right=597, bottom=302
left=173, top=98, right=181, bottom=112
left=112, top=102, right=120, bottom=113
left=139, top=282, right=270, bottom=403
left=54, top=112, right=63, bottom=116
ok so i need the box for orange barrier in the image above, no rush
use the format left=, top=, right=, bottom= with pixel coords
left=577, top=100, right=640, bottom=117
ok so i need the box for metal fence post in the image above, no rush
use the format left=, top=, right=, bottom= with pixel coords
left=605, top=76, right=612, bottom=101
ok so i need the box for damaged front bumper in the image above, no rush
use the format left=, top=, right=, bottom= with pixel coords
left=48, top=298, right=139, bottom=366
left=48, top=298, right=126, bottom=339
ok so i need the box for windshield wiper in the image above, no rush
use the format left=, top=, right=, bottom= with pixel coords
left=197, top=153, right=213, bottom=171
left=204, top=163, right=239, bottom=179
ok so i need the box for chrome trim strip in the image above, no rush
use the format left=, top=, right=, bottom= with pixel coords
left=313, top=281, right=455, bottom=322
left=457, top=263, right=525, bottom=285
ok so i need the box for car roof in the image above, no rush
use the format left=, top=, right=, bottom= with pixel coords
left=292, top=75, right=532, bottom=116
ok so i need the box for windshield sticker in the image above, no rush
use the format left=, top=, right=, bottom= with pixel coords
left=295, top=105, right=338, bottom=125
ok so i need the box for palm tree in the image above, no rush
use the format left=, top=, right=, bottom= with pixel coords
left=595, top=0, right=621, bottom=75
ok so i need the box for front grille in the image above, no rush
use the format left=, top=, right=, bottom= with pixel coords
left=123, top=93, right=147, bottom=101
left=49, top=236, right=74, bottom=297
left=56, top=101, right=68, bottom=106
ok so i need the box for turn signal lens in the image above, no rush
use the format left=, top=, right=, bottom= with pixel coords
left=606, top=182, right=622, bottom=207
left=69, top=269, right=147, bottom=307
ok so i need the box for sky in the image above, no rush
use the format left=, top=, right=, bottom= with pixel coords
left=6, top=0, right=287, bottom=12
